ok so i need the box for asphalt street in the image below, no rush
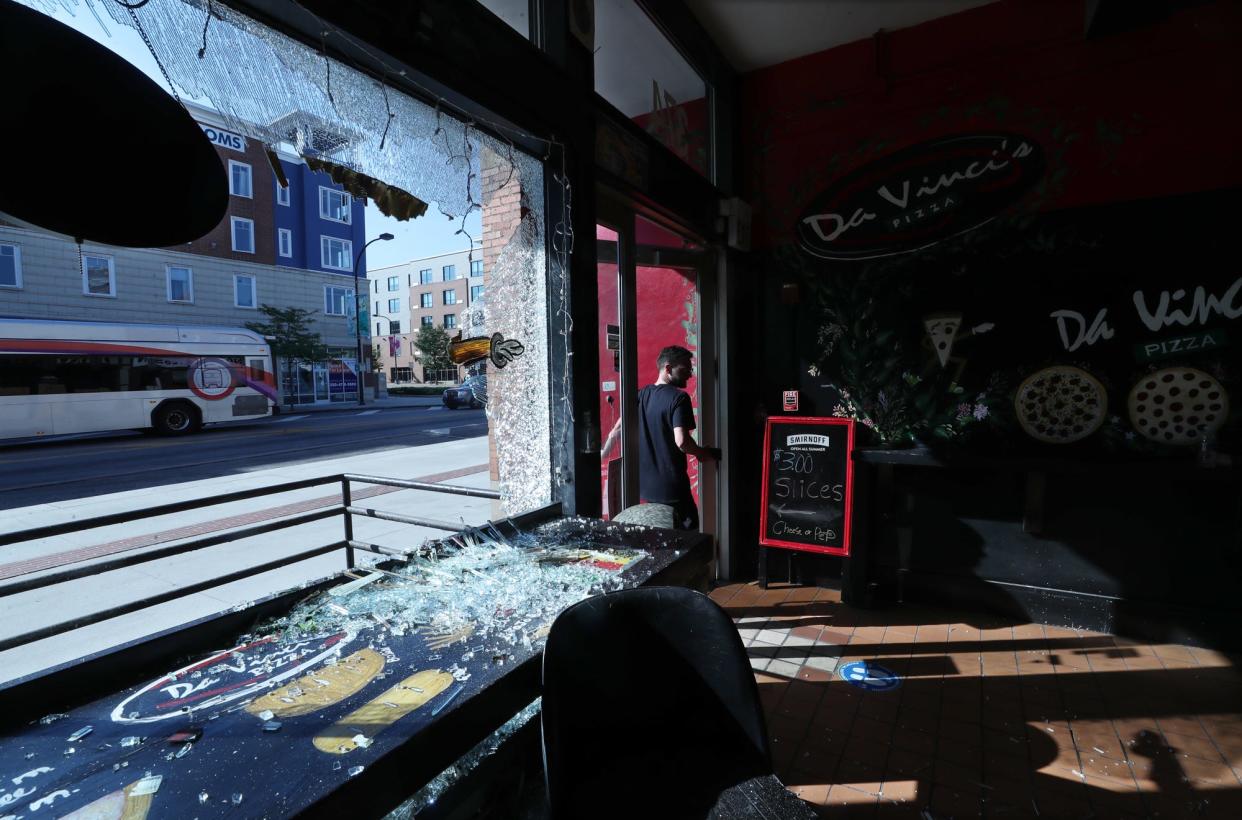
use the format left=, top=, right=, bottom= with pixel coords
left=0, top=406, right=488, bottom=510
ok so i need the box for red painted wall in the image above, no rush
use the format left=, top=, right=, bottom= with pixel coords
left=739, top=0, right=1242, bottom=249
left=597, top=226, right=700, bottom=517
left=727, top=0, right=1242, bottom=623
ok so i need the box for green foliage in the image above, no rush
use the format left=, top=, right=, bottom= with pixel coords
left=415, top=324, right=453, bottom=373
left=783, top=246, right=1005, bottom=447
left=245, top=305, right=328, bottom=366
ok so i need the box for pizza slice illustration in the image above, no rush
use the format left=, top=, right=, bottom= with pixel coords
left=923, top=313, right=962, bottom=368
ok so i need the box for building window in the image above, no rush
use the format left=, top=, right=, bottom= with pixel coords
left=229, top=160, right=253, bottom=198
left=419, top=268, right=433, bottom=285
left=443, top=264, right=457, bottom=281
left=321, top=236, right=353, bottom=271
left=387, top=275, right=399, bottom=292
left=166, top=265, right=193, bottom=303
left=420, top=292, right=433, bottom=308
left=278, top=228, right=293, bottom=258
left=276, top=181, right=290, bottom=206
left=234, top=274, right=257, bottom=308
left=470, top=259, right=484, bottom=277
left=82, top=255, right=115, bottom=297
left=388, top=298, right=400, bottom=313
left=407, top=273, right=412, bottom=287
left=319, top=186, right=352, bottom=223
left=443, top=314, right=457, bottom=329
left=421, top=316, right=433, bottom=328
left=443, top=289, right=457, bottom=306
left=231, top=217, right=255, bottom=253
left=0, top=243, right=21, bottom=289
left=470, top=284, right=484, bottom=303
left=374, top=301, right=380, bottom=315
left=324, top=285, right=354, bottom=316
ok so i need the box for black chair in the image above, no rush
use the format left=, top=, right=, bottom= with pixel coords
left=540, top=586, right=773, bottom=820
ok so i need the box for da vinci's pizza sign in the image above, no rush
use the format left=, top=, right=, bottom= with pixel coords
left=797, top=134, right=1045, bottom=261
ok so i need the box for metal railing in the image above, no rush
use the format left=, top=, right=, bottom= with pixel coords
left=0, top=473, right=501, bottom=653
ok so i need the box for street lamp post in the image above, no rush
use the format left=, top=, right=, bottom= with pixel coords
left=353, top=232, right=394, bottom=405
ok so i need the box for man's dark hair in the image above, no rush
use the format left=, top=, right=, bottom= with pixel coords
left=657, top=345, right=693, bottom=368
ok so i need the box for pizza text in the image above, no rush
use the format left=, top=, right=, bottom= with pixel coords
left=1135, top=329, right=1227, bottom=362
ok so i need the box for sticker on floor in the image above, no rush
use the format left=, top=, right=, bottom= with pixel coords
left=838, top=660, right=902, bottom=692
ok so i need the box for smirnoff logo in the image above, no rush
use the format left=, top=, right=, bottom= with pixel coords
left=786, top=434, right=830, bottom=447
left=797, top=134, right=1045, bottom=261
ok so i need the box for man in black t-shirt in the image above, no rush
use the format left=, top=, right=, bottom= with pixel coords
left=602, top=345, right=720, bottom=530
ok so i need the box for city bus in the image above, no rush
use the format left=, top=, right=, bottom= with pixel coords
left=0, top=318, right=276, bottom=439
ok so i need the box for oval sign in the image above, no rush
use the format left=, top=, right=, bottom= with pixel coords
left=796, top=134, right=1045, bottom=261
left=110, top=631, right=354, bottom=725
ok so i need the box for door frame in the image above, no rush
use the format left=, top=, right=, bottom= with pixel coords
left=594, top=188, right=719, bottom=543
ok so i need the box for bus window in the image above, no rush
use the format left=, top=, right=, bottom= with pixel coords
left=129, top=358, right=191, bottom=391
left=0, top=355, right=38, bottom=394
left=37, top=375, right=66, bottom=394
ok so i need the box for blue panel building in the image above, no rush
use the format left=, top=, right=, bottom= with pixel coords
left=272, top=158, right=367, bottom=279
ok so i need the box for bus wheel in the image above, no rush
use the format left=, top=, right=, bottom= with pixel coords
left=153, top=402, right=201, bottom=435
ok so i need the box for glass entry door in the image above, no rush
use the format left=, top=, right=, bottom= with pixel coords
left=313, top=363, right=330, bottom=402
left=596, top=197, right=716, bottom=535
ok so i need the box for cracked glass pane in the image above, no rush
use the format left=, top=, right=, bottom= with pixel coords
left=14, top=0, right=554, bottom=512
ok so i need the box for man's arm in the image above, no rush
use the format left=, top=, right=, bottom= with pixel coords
left=674, top=426, right=720, bottom=461
left=601, top=417, right=621, bottom=458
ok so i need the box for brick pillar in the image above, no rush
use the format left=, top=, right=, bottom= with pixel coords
left=480, top=146, right=525, bottom=483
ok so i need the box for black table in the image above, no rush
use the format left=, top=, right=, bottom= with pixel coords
left=0, top=514, right=712, bottom=818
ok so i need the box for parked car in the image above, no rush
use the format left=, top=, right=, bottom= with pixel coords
left=442, top=374, right=487, bottom=409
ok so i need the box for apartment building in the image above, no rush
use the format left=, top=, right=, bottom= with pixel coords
left=0, top=104, right=368, bottom=405
left=368, top=247, right=486, bottom=383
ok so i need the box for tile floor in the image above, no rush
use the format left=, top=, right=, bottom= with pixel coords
left=710, top=582, right=1242, bottom=819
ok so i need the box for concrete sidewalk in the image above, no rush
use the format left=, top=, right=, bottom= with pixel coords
left=0, top=435, right=502, bottom=685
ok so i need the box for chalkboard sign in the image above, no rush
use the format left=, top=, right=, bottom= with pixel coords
left=760, top=417, right=856, bottom=556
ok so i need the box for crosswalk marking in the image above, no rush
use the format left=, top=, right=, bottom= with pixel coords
left=273, top=415, right=308, bottom=423
left=356, top=410, right=380, bottom=416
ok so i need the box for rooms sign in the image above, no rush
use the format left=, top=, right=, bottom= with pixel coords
left=797, top=133, right=1045, bottom=261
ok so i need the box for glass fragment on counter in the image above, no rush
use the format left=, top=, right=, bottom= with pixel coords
left=251, top=520, right=648, bottom=655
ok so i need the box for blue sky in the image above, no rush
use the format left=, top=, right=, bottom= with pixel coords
left=44, top=2, right=476, bottom=271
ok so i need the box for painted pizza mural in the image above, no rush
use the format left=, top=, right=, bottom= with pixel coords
left=781, top=133, right=1238, bottom=459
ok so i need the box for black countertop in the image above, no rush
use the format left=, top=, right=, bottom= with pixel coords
left=0, top=516, right=713, bottom=819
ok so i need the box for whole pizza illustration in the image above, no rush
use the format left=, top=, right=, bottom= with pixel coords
left=1128, top=367, right=1229, bottom=445
left=1014, top=365, right=1108, bottom=444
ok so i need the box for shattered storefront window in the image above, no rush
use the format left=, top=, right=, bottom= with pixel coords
left=16, top=0, right=556, bottom=513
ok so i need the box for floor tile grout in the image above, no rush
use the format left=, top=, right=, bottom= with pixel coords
left=711, top=581, right=1242, bottom=818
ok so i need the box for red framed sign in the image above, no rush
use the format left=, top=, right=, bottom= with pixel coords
left=759, top=416, right=856, bottom=557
